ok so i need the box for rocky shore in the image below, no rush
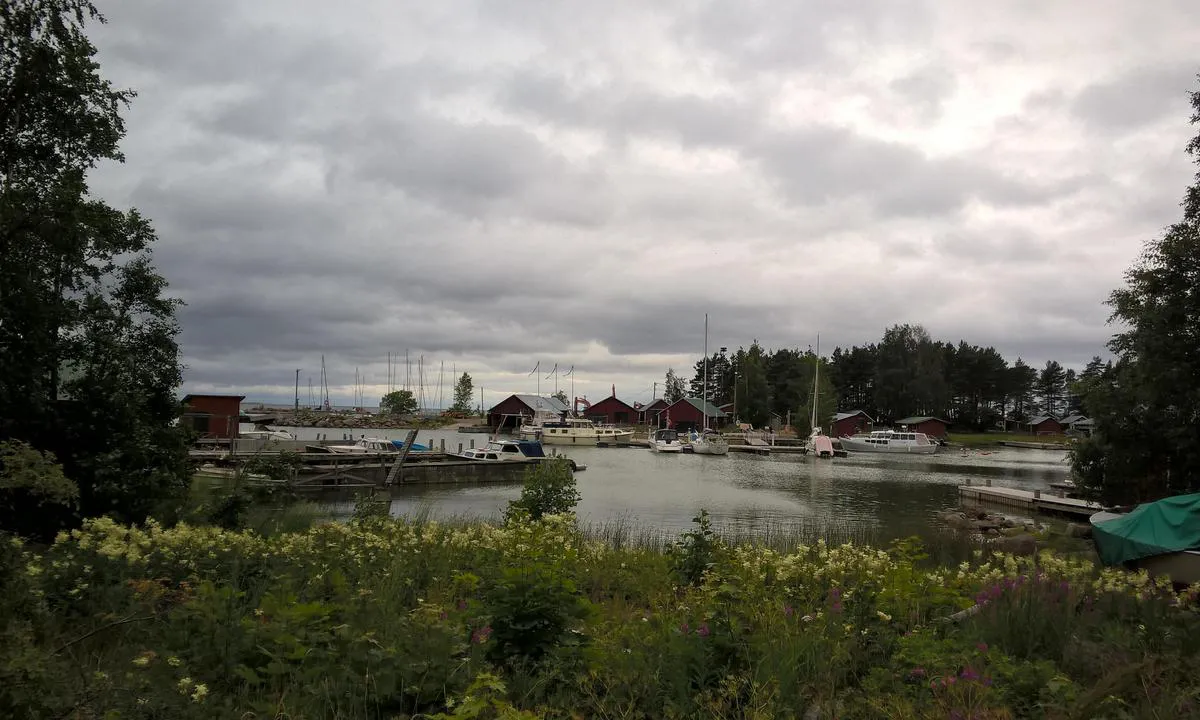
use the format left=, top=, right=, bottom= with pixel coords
left=252, top=409, right=465, bottom=430
left=938, top=507, right=1047, bottom=555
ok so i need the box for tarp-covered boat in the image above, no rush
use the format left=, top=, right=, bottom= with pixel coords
left=1090, top=492, right=1200, bottom=585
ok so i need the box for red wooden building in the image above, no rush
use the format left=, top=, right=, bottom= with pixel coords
left=1025, top=416, right=1064, bottom=435
left=181, top=394, right=245, bottom=440
left=896, top=416, right=949, bottom=438
left=665, top=397, right=728, bottom=432
left=638, top=399, right=670, bottom=426
left=585, top=395, right=638, bottom=425
left=831, top=410, right=873, bottom=438
left=486, top=394, right=568, bottom=428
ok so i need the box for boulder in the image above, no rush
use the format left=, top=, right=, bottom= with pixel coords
left=992, top=534, right=1037, bottom=556
left=1067, top=523, right=1093, bottom=539
left=941, top=512, right=973, bottom=530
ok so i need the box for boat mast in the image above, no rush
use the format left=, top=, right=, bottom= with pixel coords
left=810, top=334, right=820, bottom=436
left=702, top=313, right=708, bottom=432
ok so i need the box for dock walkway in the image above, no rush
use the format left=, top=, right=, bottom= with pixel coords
left=958, top=482, right=1103, bottom=519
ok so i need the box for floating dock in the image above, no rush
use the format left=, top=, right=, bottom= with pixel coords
left=997, top=440, right=1070, bottom=450
left=958, top=481, right=1103, bottom=519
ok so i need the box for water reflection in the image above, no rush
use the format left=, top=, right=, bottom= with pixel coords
left=280, top=425, right=1072, bottom=540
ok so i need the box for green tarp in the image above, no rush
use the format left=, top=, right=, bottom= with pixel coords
left=1092, top=493, right=1200, bottom=566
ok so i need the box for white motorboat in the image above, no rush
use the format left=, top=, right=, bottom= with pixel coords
left=521, top=416, right=634, bottom=446
left=241, top=426, right=296, bottom=441
left=690, top=314, right=728, bottom=456
left=690, top=429, right=729, bottom=455
left=648, top=428, right=684, bottom=453
left=838, top=429, right=938, bottom=454
left=320, top=437, right=399, bottom=454
left=457, top=439, right=547, bottom=462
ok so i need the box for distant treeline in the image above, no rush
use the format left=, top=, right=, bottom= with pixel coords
left=665, top=324, right=1109, bottom=432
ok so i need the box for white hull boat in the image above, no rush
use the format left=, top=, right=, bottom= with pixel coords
left=648, top=428, right=684, bottom=453
left=839, top=430, right=938, bottom=454
left=457, top=439, right=547, bottom=462
left=241, top=426, right=296, bottom=441
left=520, top=416, right=634, bottom=446
left=321, top=437, right=399, bottom=454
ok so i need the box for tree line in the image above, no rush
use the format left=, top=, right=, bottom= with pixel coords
left=663, top=327, right=1108, bottom=433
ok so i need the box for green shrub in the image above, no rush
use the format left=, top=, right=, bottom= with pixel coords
left=504, top=459, right=579, bottom=523
left=669, top=509, right=722, bottom=586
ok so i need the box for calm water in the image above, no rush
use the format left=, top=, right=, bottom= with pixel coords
left=258, top=425, right=1072, bottom=539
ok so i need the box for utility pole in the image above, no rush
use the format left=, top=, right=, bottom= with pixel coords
left=294, top=369, right=300, bottom=411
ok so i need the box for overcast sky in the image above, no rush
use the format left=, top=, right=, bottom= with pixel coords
left=86, top=0, right=1198, bottom=408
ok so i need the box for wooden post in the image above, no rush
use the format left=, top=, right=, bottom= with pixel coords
left=458, top=443, right=462, bottom=453
left=470, top=439, right=475, bottom=449
left=986, top=478, right=992, bottom=487
left=385, top=429, right=419, bottom=486
left=440, top=438, right=446, bottom=452
left=1033, top=489, right=1041, bottom=500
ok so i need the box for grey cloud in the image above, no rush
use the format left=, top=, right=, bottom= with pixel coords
left=499, top=71, right=760, bottom=149
left=888, top=64, right=958, bottom=122
left=1072, top=64, right=1197, bottom=131
left=77, top=0, right=1198, bottom=401
left=751, top=127, right=1082, bottom=217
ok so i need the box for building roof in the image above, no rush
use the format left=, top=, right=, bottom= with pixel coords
left=1060, top=415, right=1089, bottom=425
left=897, top=416, right=948, bottom=425
left=588, top=395, right=636, bottom=411
left=1028, top=415, right=1059, bottom=426
left=182, top=394, right=247, bottom=403
left=832, top=410, right=874, bottom=422
left=672, top=397, right=727, bottom=418
left=491, top=394, right=568, bottom=414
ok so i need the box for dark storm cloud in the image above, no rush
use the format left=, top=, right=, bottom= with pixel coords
left=81, top=0, right=1200, bottom=401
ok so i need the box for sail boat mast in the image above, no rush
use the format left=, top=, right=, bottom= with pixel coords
left=810, top=334, right=821, bottom=435
left=702, top=313, right=708, bottom=432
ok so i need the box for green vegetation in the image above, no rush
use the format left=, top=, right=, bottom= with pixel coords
left=380, top=389, right=419, bottom=417
left=450, top=372, right=475, bottom=415
left=684, top=332, right=1076, bottom=434
left=0, top=0, right=193, bottom=541
left=2, top=508, right=1197, bottom=719
left=1072, top=75, right=1200, bottom=506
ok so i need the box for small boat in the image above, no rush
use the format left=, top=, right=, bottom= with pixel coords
left=804, top=334, right=832, bottom=458
left=316, top=437, right=400, bottom=454
left=689, top=429, right=729, bottom=455
left=457, top=439, right=547, bottom=462
left=648, top=428, right=684, bottom=453
left=1090, top=493, right=1200, bottom=585
left=689, top=314, right=729, bottom=456
left=838, top=429, right=938, bottom=454
left=240, top=425, right=296, bottom=441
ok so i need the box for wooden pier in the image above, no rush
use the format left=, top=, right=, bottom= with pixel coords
left=958, top=481, right=1103, bottom=519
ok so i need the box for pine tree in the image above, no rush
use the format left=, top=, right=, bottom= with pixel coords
left=1072, top=74, right=1200, bottom=504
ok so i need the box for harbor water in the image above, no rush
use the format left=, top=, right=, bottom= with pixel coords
left=254, top=425, right=1073, bottom=539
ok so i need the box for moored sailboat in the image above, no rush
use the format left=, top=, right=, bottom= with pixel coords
left=691, top=313, right=729, bottom=456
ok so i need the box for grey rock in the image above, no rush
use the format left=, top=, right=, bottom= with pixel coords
left=992, top=534, right=1037, bottom=555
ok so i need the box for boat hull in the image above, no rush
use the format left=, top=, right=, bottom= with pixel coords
left=650, top=443, right=683, bottom=453
left=691, top=439, right=729, bottom=455
left=838, top=437, right=938, bottom=454
left=539, top=433, right=599, bottom=446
